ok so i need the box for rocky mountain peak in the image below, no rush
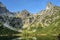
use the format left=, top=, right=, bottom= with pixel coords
left=46, top=2, right=53, bottom=10
left=0, top=2, right=5, bottom=7
left=20, top=9, right=30, bottom=16
left=0, top=2, right=9, bottom=14
left=16, top=9, right=30, bottom=18
left=21, top=9, right=29, bottom=14
left=47, top=2, right=52, bottom=6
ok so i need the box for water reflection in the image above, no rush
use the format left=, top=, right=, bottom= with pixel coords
left=0, top=36, right=58, bottom=40
left=0, top=36, right=19, bottom=40
left=12, top=37, right=37, bottom=40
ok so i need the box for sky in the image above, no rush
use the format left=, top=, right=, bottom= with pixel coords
left=0, top=0, right=60, bottom=13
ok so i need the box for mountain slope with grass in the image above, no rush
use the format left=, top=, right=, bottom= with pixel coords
left=26, top=2, right=60, bottom=35
left=0, top=2, right=60, bottom=35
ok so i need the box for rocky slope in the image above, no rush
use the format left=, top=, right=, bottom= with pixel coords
left=33, top=2, right=60, bottom=27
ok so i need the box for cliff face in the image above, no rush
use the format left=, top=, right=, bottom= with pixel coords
left=0, top=2, right=60, bottom=31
